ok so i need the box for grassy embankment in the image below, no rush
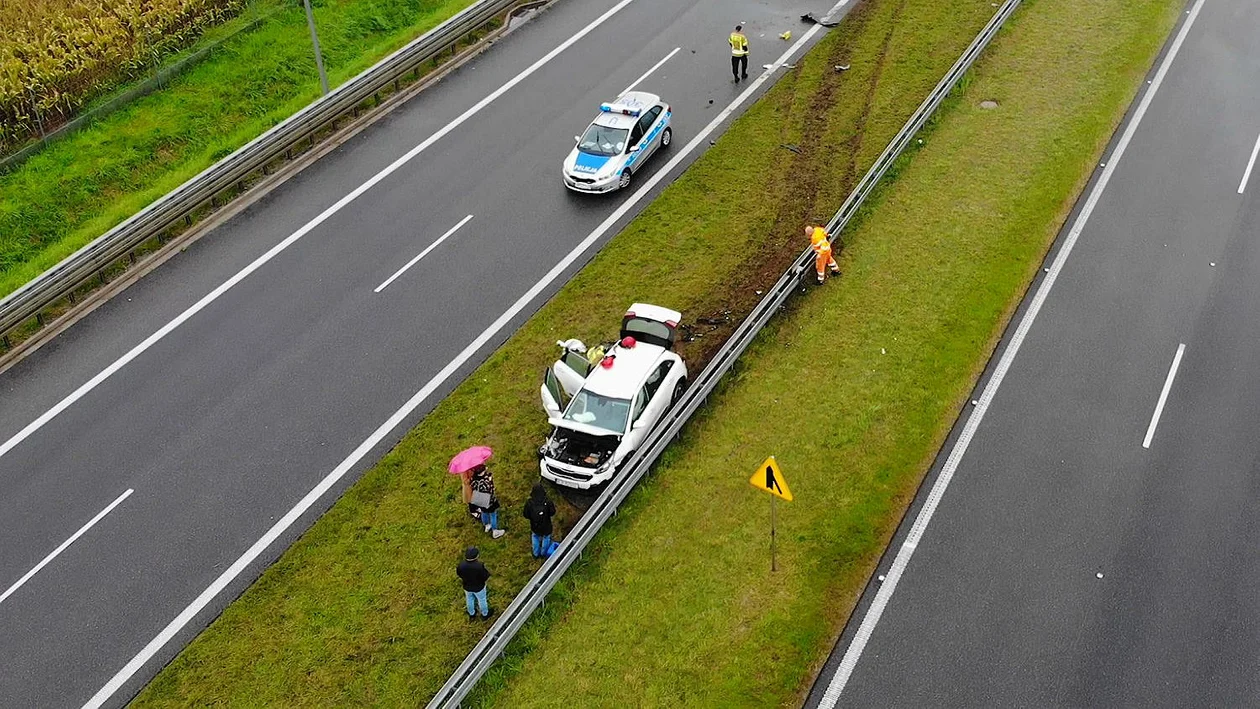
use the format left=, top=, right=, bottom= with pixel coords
left=0, top=0, right=476, bottom=299
left=133, top=0, right=999, bottom=705
left=475, top=0, right=1183, bottom=706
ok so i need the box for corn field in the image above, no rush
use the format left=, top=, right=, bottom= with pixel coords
left=0, top=0, right=246, bottom=152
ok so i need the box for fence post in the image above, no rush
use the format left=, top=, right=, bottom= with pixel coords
left=27, top=87, right=47, bottom=145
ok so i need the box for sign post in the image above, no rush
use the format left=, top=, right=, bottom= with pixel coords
left=749, top=456, right=793, bottom=571
left=771, top=494, right=778, bottom=571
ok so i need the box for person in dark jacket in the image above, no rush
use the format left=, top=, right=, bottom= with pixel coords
left=522, top=482, right=557, bottom=558
left=456, top=546, right=491, bottom=619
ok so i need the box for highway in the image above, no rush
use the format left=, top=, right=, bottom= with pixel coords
left=0, top=0, right=844, bottom=706
left=808, top=0, right=1260, bottom=705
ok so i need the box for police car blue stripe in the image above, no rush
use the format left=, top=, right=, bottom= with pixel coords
left=626, top=112, right=669, bottom=170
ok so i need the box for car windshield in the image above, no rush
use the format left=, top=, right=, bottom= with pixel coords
left=578, top=124, right=628, bottom=157
left=563, top=391, right=631, bottom=433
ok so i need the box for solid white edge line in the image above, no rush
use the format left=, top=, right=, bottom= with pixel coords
left=81, top=10, right=838, bottom=709
left=1142, top=343, right=1186, bottom=449
left=622, top=47, right=680, bottom=95
left=817, top=0, right=1206, bottom=705
left=374, top=214, right=475, bottom=292
left=1238, top=132, right=1260, bottom=194
left=0, top=0, right=641, bottom=464
left=0, top=489, right=133, bottom=607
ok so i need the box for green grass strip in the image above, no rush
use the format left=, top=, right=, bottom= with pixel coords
left=0, top=0, right=475, bottom=299
left=470, top=0, right=1183, bottom=706
left=132, top=0, right=1007, bottom=704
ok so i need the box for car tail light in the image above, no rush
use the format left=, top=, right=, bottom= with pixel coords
left=601, top=355, right=615, bottom=369
left=624, top=311, right=635, bottom=319
left=621, top=336, right=636, bottom=348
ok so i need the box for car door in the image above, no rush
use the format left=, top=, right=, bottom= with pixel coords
left=641, top=360, right=675, bottom=421
left=623, top=360, right=674, bottom=446
left=540, top=352, right=591, bottom=417
left=626, top=119, right=647, bottom=171
left=623, top=383, right=653, bottom=454
left=638, top=106, right=664, bottom=160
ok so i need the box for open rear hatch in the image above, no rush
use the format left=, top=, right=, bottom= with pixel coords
left=621, top=303, right=682, bottom=350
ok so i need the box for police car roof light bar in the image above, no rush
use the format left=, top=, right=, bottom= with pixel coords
left=599, top=102, right=641, bottom=117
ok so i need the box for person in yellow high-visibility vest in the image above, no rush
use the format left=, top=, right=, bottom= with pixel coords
left=729, top=25, right=749, bottom=82
left=807, top=225, right=840, bottom=284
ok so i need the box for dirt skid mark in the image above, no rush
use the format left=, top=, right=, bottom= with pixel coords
left=678, top=0, right=905, bottom=369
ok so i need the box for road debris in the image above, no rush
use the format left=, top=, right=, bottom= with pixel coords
left=800, top=12, right=840, bottom=27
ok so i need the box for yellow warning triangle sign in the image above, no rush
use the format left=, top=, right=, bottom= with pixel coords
left=749, top=456, right=793, bottom=501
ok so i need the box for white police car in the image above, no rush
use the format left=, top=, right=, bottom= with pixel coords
left=538, top=304, right=688, bottom=489
left=562, top=92, right=672, bottom=193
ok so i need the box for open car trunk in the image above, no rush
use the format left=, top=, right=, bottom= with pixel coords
left=621, top=303, right=681, bottom=350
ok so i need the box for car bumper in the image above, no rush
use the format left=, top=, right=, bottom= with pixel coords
left=540, top=459, right=611, bottom=489
left=562, top=172, right=620, bottom=193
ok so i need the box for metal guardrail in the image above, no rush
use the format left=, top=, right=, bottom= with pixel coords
left=427, top=0, right=1022, bottom=705
left=0, top=0, right=522, bottom=344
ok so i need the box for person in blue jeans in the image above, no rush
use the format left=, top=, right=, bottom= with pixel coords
left=522, top=482, right=557, bottom=558
left=470, top=465, right=506, bottom=539
left=457, top=546, right=491, bottom=619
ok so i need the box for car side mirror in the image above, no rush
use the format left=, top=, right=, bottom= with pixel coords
left=632, top=417, right=647, bottom=430
left=574, top=135, right=580, bottom=144
left=628, top=145, right=641, bottom=154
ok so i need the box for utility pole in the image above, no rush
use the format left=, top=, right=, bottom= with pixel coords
left=302, top=0, right=329, bottom=95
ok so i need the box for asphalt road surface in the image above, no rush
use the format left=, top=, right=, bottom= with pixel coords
left=807, top=0, right=1260, bottom=706
left=0, top=0, right=851, bottom=706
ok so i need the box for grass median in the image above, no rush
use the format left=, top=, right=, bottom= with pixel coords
left=0, top=0, right=476, bottom=299
left=469, top=0, right=1183, bottom=705
left=132, top=0, right=1001, bottom=705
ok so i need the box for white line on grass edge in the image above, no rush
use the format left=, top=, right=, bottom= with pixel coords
left=817, top=0, right=1207, bottom=704
left=82, top=8, right=844, bottom=708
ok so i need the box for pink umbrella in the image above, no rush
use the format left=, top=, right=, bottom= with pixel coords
left=448, top=446, right=493, bottom=474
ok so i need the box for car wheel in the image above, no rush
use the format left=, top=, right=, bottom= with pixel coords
left=661, top=127, right=672, bottom=149
left=618, top=170, right=632, bottom=190
left=672, top=377, right=688, bottom=404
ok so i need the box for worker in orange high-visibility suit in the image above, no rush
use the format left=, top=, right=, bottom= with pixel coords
left=807, top=225, right=840, bottom=284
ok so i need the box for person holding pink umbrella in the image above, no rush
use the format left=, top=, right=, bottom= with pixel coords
left=449, top=447, right=505, bottom=538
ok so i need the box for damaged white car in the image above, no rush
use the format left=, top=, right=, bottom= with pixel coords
left=538, top=304, right=688, bottom=489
